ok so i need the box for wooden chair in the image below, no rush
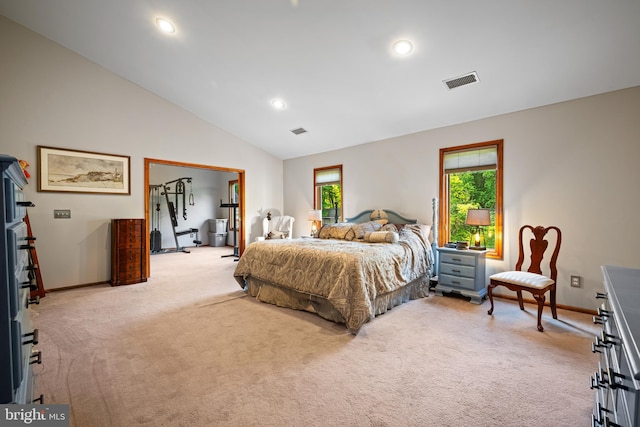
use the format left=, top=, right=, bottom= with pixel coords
left=487, top=225, right=562, bottom=332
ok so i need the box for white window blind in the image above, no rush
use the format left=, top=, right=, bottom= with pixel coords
left=443, top=146, right=497, bottom=174
left=315, top=168, right=341, bottom=185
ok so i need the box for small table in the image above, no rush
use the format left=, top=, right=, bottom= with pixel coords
left=435, top=247, right=487, bottom=304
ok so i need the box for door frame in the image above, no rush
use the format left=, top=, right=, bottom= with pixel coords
left=144, top=158, right=246, bottom=277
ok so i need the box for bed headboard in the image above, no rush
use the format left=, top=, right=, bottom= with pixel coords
left=345, top=209, right=417, bottom=224
left=345, top=200, right=440, bottom=277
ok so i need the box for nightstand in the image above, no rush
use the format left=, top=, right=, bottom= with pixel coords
left=435, top=247, right=487, bottom=304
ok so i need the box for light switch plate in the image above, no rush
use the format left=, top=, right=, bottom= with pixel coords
left=54, top=209, right=71, bottom=219
left=570, top=275, right=581, bottom=288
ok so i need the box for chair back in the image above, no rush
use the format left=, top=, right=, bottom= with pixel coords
left=515, top=225, right=562, bottom=282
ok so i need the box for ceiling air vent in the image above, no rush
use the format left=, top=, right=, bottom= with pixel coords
left=290, top=127, right=307, bottom=135
left=443, top=71, right=479, bottom=90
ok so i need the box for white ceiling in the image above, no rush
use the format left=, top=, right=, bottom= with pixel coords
left=2, top=1, right=639, bottom=160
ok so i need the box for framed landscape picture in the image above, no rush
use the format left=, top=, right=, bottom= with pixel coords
left=37, top=146, right=131, bottom=194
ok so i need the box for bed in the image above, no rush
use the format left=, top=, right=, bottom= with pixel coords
left=233, top=208, right=436, bottom=334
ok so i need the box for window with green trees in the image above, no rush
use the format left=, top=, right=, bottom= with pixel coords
left=440, top=140, right=503, bottom=259
left=314, top=165, right=342, bottom=224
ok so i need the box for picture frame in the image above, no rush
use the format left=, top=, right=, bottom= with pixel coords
left=37, top=146, right=131, bottom=195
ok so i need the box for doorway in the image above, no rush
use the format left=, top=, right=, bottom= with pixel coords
left=144, top=158, right=245, bottom=278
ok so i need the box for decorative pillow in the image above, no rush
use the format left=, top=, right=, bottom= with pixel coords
left=365, top=230, right=399, bottom=243
left=352, top=221, right=383, bottom=239
left=318, top=223, right=353, bottom=240
left=381, top=223, right=398, bottom=232
left=266, top=230, right=285, bottom=239
left=369, top=209, right=388, bottom=221
left=317, top=224, right=331, bottom=239
left=344, top=228, right=356, bottom=241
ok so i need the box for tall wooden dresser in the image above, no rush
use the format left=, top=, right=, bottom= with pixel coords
left=591, top=265, right=640, bottom=426
left=1, top=155, right=40, bottom=404
left=111, top=218, right=147, bottom=286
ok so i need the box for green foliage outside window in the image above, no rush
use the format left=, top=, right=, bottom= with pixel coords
left=321, top=184, right=341, bottom=224
left=449, top=170, right=496, bottom=247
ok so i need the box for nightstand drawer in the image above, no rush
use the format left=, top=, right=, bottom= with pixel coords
left=440, top=263, right=475, bottom=278
left=440, top=252, right=477, bottom=267
left=439, top=273, right=476, bottom=290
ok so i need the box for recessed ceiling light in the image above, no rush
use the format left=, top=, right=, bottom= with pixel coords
left=271, top=99, right=286, bottom=109
left=156, top=18, right=176, bottom=34
left=392, top=40, right=413, bottom=55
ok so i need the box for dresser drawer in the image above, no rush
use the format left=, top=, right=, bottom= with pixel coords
left=439, top=273, right=476, bottom=291
left=440, top=262, right=475, bottom=278
left=440, top=252, right=477, bottom=267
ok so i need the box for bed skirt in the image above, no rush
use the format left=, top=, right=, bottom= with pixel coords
left=243, top=274, right=431, bottom=334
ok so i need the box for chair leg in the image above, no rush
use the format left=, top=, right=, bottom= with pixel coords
left=533, top=293, right=546, bottom=332
left=487, top=283, right=495, bottom=315
left=550, top=288, right=558, bottom=319
left=516, top=290, right=525, bottom=310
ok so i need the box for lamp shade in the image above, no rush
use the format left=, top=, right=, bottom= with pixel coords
left=308, top=210, right=322, bottom=221
left=465, top=209, right=491, bottom=226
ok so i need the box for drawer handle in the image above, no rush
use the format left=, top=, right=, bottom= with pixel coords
left=591, top=402, right=611, bottom=426
left=605, top=367, right=627, bottom=390
left=591, top=337, right=607, bottom=353
left=595, top=292, right=608, bottom=300
left=593, top=316, right=604, bottom=325
left=597, top=308, right=610, bottom=318
left=600, top=331, right=617, bottom=346
left=27, top=296, right=40, bottom=308
left=452, top=258, right=461, bottom=262
left=21, top=279, right=37, bottom=291
left=30, top=349, right=42, bottom=365
left=590, top=372, right=604, bottom=389
left=23, top=328, right=39, bottom=345
left=452, top=269, right=461, bottom=273
left=452, top=280, right=460, bottom=285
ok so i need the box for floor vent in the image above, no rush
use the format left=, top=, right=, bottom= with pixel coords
left=443, top=71, right=479, bottom=90
left=290, top=127, right=307, bottom=135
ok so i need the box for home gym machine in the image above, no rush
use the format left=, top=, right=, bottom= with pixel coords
left=220, top=199, right=239, bottom=261
left=150, top=177, right=202, bottom=254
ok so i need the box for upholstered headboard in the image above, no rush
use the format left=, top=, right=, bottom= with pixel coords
left=345, top=209, right=417, bottom=225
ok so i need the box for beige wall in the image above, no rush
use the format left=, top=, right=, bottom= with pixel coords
left=284, top=86, right=640, bottom=311
left=0, top=16, right=283, bottom=289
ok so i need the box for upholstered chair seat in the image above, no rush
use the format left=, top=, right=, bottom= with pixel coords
left=489, top=271, right=554, bottom=289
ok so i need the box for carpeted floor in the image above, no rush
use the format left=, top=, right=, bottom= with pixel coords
left=32, top=246, right=599, bottom=426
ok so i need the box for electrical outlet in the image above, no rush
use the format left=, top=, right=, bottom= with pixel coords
left=54, top=209, right=71, bottom=219
left=570, top=275, right=581, bottom=288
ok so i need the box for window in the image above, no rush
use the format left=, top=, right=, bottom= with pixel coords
left=314, top=165, right=343, bottom=225
left=229, top=180, right=239, bottom=230
left=439, top=140, right=503, bottom=259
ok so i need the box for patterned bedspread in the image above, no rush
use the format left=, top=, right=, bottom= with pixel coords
left=234, top=224, right=434, bottom=332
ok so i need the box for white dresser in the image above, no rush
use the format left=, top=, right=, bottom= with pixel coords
left=591, top=265, right=640, bottom=426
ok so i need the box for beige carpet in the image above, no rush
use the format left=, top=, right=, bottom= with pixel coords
left=31, top=246, right=599, bottom=427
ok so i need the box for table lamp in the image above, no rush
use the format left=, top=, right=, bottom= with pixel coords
left=465, top=208, right=490, bottom=250
left=308, top=209, right=322, bottom=236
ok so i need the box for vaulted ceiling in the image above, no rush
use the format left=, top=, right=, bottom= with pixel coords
left=2, top=0, right=639, bottom=159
